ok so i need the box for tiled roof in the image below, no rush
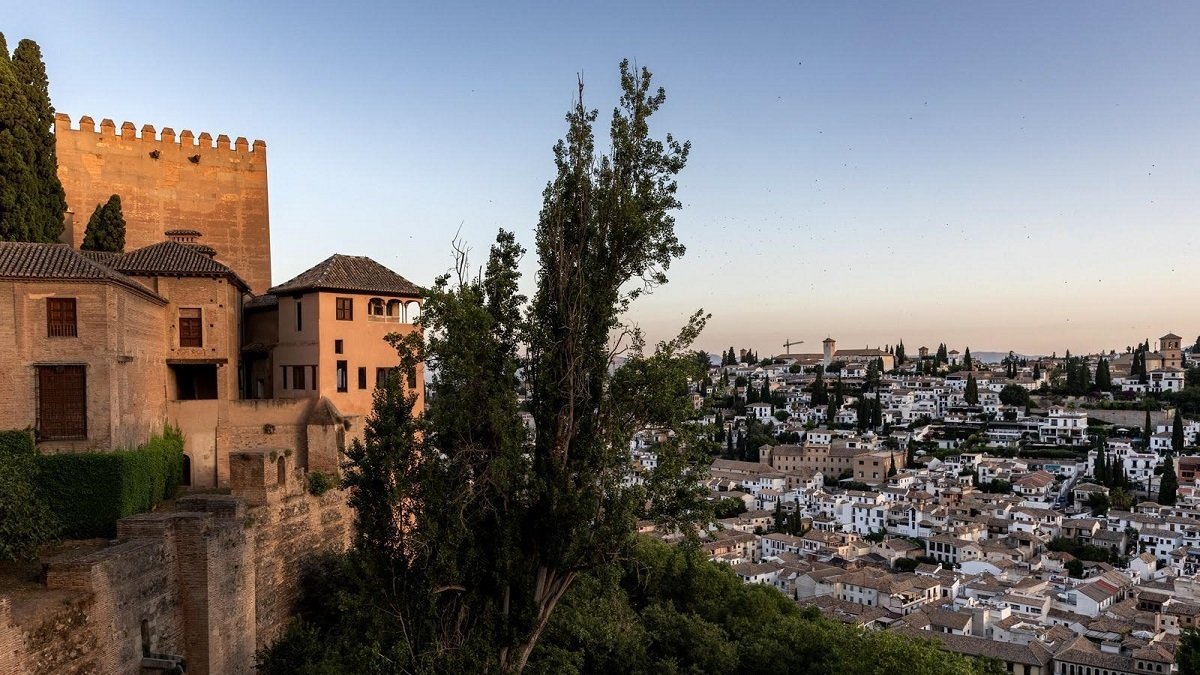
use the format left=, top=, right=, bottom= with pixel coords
left=0, top=242, right=164, bottom=302
left=245, top=293, right=278, bottom=310
left=268, top=254, right=420, bottom=297
left=893, top=626, right=1054, bottom=666
left=108, top=241, right=248, bottom=289
left=79, top=250, right=120, bottom=266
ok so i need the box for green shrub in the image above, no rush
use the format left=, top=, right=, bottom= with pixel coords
left=0, top=430, right=58, bottom=559
left=35, top=427, right=184, bottom=538
left=307, top=471, right=337, bottom=497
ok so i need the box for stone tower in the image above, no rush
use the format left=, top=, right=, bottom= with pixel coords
left=1161, top=333, right=1183, bottom=369
left=822, top=337, right=836, bottom=367
left=54, top=114, right=272, bottom=294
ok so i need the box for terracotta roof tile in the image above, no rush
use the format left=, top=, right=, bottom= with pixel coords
left=0, top=242, right=164, bottom=302
left=108, top=241, right=247, bottom=289
left=268, top=254, right=420, bottom=297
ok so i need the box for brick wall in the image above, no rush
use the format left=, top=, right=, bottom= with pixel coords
left=0, top=279, right=167, bottom=453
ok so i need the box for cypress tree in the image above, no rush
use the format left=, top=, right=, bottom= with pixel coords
left=1174, top=409, right=1185, bottom=454
left=0, top=36, right=65, bottom=242
left=81, top=194, right=126, bottom=252
left=811, top=370, right=828, bottom=406
left=963, top=346, right=972, bottom=370
left=1079, top=359, right=1092, bottom=393
left=0, top=33, right=39, bottom=241
left=11, top=39, right=64, bottom=242
left=1159, top=454, right=1178, bottom=506
left=871, top=398, right=882, bottom=429
left=1095, top=449, right=1107, bottom=485
left=888, top=454, right=897, bottom=477
left=1096, top=358, right=1112, bottom=391
left=1144, top=409, right=1153, bottom=449
left=965, top=374, right=979, bottom=405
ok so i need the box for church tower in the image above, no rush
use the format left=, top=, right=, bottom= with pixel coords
left=822, top=337, right=836, bottom=367
left=1160, top=333, right=1183, bottom=369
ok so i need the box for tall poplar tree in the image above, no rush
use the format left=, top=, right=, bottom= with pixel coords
left=0, top=36, right=65, bottom=242
left=337, top=62, right=709, bottom=673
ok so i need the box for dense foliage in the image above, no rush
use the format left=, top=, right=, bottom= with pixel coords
left=262, top=538, right=994, bottom=675
left=35, top=428, right=184, bottom=538
left=0, top=430, right=57, bottom=559
left=262, top=62, right=713, bottom=674
left=0, top=34, right=65, bottom=242
left=80, top=194, right=126, bottom=252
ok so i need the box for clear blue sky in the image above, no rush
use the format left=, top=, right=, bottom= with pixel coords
left=8, top=2, right=1199, bottom=356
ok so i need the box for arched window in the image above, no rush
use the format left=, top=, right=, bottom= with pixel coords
left=368, top=298, right=385, bottom=317
left=181, top=455, right=192, bottom=487
left=386, top=299, right=403, bottom=320
left=406, top=301, right=421, bottom=324
left=277, top=456, right=286, bottom=486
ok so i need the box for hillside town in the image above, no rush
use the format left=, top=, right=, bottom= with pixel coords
left=632, top=335, right=1200, bottom=675
left=4, top=7, right=1200, bottom=673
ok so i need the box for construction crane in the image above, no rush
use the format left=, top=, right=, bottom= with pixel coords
left=783, top=339, right=804, bottom=355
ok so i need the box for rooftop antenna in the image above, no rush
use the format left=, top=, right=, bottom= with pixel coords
left=783, top=339, right=804, bottom=355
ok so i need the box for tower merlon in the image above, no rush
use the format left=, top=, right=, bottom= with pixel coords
left=53, top=113, right=265, bottom=155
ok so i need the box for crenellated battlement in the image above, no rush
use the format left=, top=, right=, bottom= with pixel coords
left=54, top=111, right=272, bottom=292
left=54, top=112, right=266, bottom=155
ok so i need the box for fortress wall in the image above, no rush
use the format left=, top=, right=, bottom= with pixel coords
left=54, top=113, right=272, bottom=294
left=0, top=451, right=352, bottom=675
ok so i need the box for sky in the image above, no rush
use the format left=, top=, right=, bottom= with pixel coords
left=6, top=2, right=1199, bottom=357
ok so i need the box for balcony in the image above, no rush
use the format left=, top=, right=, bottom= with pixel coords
left=367, top=314, right=407, bottom=324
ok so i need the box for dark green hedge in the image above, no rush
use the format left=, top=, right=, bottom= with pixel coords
left=35, top=428, right=184, bottom=538
left=0, top=430, right=58, bottom=559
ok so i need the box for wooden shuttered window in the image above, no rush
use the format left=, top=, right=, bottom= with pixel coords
left=336, top=297, right=353, bottom=321
left=38, top=365, right=87, bottom=440
left=47, top=298, right=77, bottom=337
left=179, top=308, right=203, bottom=348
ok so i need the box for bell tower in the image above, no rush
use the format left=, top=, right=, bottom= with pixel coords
left=1160, top=333, right=1183, bottom=369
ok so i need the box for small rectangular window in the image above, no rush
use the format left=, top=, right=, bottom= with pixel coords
left=281, top=366, right=288, bottom=390
left=335, top=339, right=344, bottom=354
left=408, top=367, right=418, bottom=390
left=296, top=300, right=303, bottom=332
left=336, top=297, right=353, bottom=321
left=358, top=367, right=367, bottom=390
left=47, top=298, right=77, bottom=337
left=179, top=308, right=203, bottom=348
left=292, top=365, right=306, bottom=390
left=337, top=360, right=348, bottom=392
left=376, top=367, right=391, bottom=386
